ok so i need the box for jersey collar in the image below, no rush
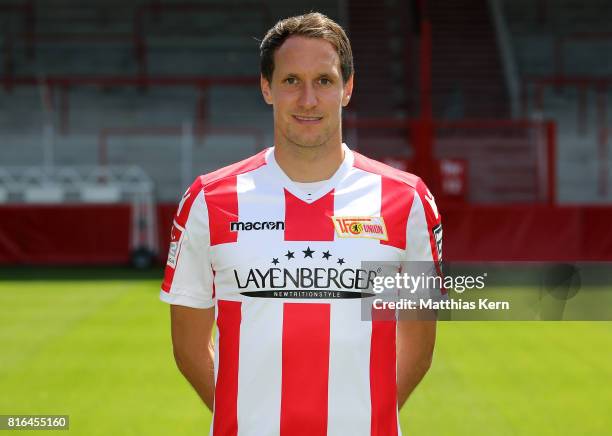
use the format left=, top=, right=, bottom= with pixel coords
left=265, top=143, right=354, bottom=203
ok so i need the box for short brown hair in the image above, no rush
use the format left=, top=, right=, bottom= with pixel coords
left=260, top=12, right=354, bottom=83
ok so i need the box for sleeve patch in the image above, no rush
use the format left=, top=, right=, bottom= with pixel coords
left=432, top=223, right=443, bottom=261
left=166, top=221, right=185, bottom=268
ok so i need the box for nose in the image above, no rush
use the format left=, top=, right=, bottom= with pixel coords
left=298, top=82, right=317, bottom=110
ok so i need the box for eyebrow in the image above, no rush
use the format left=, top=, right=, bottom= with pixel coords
left=282, top=72, right=336, bottom=78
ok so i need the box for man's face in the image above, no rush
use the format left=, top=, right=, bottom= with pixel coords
left=261, top=36, right=353, bottom=149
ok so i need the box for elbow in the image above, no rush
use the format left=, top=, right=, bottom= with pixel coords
left=418, top=348, right=434, bottom=375
left=422, top=353, right=433, bottom=374
left=421, top=334, right=436, bottom=373
left=172, top=342, right=212, bottom=374
left=172, top=345, right=190, bottom=374
left=422, top=348, right=433, bottom=374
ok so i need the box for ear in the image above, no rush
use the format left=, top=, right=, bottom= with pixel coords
left=260, top=74, right=273, bottom=105
left=341, top=74, right=354, bottom=107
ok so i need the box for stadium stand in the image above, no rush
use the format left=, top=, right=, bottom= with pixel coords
left=430, top=0, right=509, bottom=119
left=344, top=0, right=417, bottom=159
left=0, top=0, right=340, bottom=199
left=504, top=0, right=612, bottom=203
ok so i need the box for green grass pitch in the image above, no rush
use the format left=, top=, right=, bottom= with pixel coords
left=0, top=268, right=610, bottom=435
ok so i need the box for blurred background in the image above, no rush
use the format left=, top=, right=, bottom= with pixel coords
left=0, top=0, right=610, bottom=435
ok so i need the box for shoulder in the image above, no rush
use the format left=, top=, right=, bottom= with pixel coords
left=352, top=150, right=425, bottom=192
left=196, top=148, right=269, bottom=190
left=175, top=149, right=268, bottom=226
left=352, top=150, right=440, bottom=220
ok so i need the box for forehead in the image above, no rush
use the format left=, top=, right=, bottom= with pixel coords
left=273, top=35, right=341, bottom=77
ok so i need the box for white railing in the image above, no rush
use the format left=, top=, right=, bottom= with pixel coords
left=0, top=165, right=158, bottom=257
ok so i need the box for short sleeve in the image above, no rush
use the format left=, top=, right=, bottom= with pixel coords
left=405, top=178, right=442, bottom=263
left=402, top=178, right=445, bottom=298
left=159, top=178, right=215, bottom=309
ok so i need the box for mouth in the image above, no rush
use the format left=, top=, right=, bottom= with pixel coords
left=292, top=115, right=323, bottom=124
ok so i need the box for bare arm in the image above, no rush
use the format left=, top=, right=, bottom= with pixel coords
left=396, top=317, right=436, bottom=409
left=170, top=305, right=216, bottom=411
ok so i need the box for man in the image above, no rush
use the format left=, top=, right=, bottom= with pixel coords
left=160, top=12, right=442, bottom=436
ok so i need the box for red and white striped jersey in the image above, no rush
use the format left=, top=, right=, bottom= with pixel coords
left=160, top=144, right=443, bottom=436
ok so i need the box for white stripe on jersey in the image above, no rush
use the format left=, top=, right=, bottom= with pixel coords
left=327, top=299, right=373, bottom=436
left=237, top=299, right=284, bottom=436
left=236, top=168, right=287, bottom=245
left=235, top=168, right=286, bottom=435
left=406, top=193, right=434, bottom=261
left=334, top=167, right=383, bottom=222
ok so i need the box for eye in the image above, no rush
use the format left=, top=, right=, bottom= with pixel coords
left=284, top=77, right=298, bottom=85
left=319, top=77, right=332, bottom=86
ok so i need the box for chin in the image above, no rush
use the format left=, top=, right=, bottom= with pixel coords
left=291, top=141, right=322, bottom=149
left=291, top=135, right=329, bottom=148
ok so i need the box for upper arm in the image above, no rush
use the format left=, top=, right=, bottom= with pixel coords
left=396, top=318, right=436, bottom=365
left=170, top=305, right=216, bottom=358
left=160, top=178, right=215, bottom=309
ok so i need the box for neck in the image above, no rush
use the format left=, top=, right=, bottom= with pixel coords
left=274, top=140, right=344, bottom=183
left=274, top=125, right=344, bottom=183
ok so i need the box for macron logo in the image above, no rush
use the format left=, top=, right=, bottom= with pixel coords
left=230, top=221, right=285, bottom=232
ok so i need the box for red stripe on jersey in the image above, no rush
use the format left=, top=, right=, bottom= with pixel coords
left=201, top=149, right=267, bottom=187
left=205, top=176, right=239, bottom=246
left=380, top=177, right=415, bottom=250
left=213, top=300, right=242, bottom=436
left=202, top=149, right=267, bottom=246
left=162, top=177, right=204, bottom=292
left=284, top=189, right=335, bottom=241
left=352, top=151, right=420, bottom=187
left=280, top=303, right=331, bottom=436
left=370, top=309, right=398, bottom=436
left=353, top=152, right=418, bottom=250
